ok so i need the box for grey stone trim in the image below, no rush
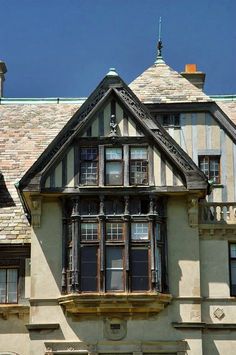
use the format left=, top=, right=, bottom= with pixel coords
left=198, top=149, right=221, bottom=156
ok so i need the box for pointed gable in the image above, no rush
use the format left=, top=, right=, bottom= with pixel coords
left=18, top=69, right=208, bottom=194
left=129, top=60, right=212, bottom=104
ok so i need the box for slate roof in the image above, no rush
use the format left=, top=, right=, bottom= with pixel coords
left=0, top=104, right=80, bottom=242
left=216, top=100, right=236, bottom=126
left=129, top=60, right=212, bottom=104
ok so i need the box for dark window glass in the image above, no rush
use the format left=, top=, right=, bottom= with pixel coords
left=162, top=114, right=180, bottom=127
left=80, top=147, right=98, bottom=185
left=0, top=269, right=18, bottom=303
left=105, top=148, right=123, bottom=186
left=230, top=244, right=236, bottom=296
left=106, top=247, right=124, bottom=291
left=131, top=248, right=149, bottom=291
left=199, top=155, right=220, bottom=183
left=130, top=147, right=148, bottom=185
left=80, top=246, right=98, bottom=292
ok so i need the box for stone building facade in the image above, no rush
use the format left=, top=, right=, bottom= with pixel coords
left=0, top=52, right=235, bottom=355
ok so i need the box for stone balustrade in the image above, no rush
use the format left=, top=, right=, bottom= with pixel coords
left=199, top=202, right=236, bottom=224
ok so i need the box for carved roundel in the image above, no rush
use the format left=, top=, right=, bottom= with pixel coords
left=104, top=317, right=127, bottom=340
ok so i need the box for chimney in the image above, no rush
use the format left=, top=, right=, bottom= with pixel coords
left=181, top=64, right=206, bottom=90
left=0, top=61, right=7, bottom=97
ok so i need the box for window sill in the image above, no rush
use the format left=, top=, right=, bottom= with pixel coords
left=58, top=292, right=172, bottom=318
left=0, top=304, right=30, bottom=320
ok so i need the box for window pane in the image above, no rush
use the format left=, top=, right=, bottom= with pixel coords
left=230, top=244, right=236, bottom=258
left=0, top=269, right=18, bottom=304
left=130, top=147, right=148, bottom=160
left=231, top=261, right=236, bottom=282
left=80, top=162, right=98, bottom=185
left=81, top=223, right=98, bottom=241
left=209, top=158, right=220, bottom=183
left=106, top=162, right=122, bottom=185
left=80, top=247, right=97, bottom=292
left=131, top=223, right=149, bottom=240
left=106, top=247, right=124, bottom=291
left=106, top=270, right=123, bottom=291
left=156, top=224, right=161, bottom=240
left=106, top=223, right=123, bottom=241
left=80, top=147, right=97, bottom=160
left=0, top=270, right=6, bottom=303
left=131, top=248, right=149, bottom=291
left=106, top=148, right=122, bottom=160
left=130, top=161, right=148, bottom=185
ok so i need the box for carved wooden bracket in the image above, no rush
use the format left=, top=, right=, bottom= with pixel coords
left=187, top=195, right=199, bottom=228
left=30, top=195, right=42, bottom=228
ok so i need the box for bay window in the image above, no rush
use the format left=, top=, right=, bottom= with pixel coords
left=62, top=197, right=167, bottom=294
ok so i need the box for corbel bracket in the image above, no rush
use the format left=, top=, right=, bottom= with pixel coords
left=187, top=195, right=198, bottom=228
left=30, top=195, right=43, bottom=228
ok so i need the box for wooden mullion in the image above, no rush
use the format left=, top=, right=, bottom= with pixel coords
left=71, top=197, right=80, bottom=292
left=61, top=202, right=67, bottom=293
left=99, top=145, right=104, bottom=186
left=123, top=144, right=129, bottom=187
left=74, top=144, right=80, bottom=186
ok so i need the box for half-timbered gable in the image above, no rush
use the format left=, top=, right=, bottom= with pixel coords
left=19, top=70, right=208, bottom=194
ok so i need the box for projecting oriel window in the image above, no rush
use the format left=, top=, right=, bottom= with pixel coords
left=64, top=197, right=167, bottom=294
left=199, top=155, right=220, bottom=183
left=0, top=268, right=18, bottom=304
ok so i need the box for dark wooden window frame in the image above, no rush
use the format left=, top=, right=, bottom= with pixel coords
left=229, top=243, right=236, bottom=297
left=79, top=147, right=99, bottom=186
left=64, top=206, right=166, bottom=294
left=0, top=267, right=18, bottom=304
left=198, top=155, right=221, bottom=184
left=129, top=146, right=149, bottom=186
left=0, top=245, right=30, bottom=304
left=105, top=147, right=124, bottom=186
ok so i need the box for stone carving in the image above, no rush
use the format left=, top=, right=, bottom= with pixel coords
left=214, top=308, right=225, bottom=320
left=187, top=196, right=198, bottom=228
left=30, top=195, right=42, bottom=228
left=109, top=114, right=118, bottom=136
left=104, top=317, right=127, bottom=340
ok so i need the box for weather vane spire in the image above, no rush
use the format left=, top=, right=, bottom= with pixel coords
left=155, top=16, right=164, bottom=64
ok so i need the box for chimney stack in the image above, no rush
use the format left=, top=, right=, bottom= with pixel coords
left=181, top=64, right=205, bottom=90
left=0, top=61, right=7, bottom=97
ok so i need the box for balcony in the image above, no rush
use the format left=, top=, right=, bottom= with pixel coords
left=199, top=202, right=236, bottom=224
left=199, top=202, right=236, bottom=238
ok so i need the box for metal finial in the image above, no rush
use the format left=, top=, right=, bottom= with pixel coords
left=155, top=17, right=164, bottom=64
left=157, top=17, right=162, bottom=57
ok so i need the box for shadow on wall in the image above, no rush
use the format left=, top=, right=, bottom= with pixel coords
left=0, top=173, right=15, bottom=208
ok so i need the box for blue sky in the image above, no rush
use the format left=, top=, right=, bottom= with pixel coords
left=0, top=0, right=235, bottom=97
